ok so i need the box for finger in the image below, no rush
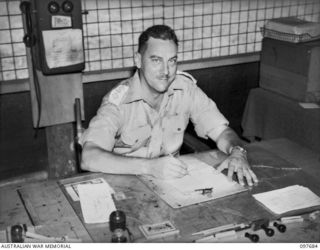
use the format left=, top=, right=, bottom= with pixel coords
left=217, top=159, right=228, bottom=172
left=248, top=169, right=259, bottom=183
left=237, top=168, right=245, bottom=186
left=227, top=164, right=235, bottom=182
left=243, top=168, right=253, bottom=186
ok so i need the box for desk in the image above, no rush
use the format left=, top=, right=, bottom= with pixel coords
left=242, top=88, right=320, bottom=154
left=1, top=140, right=320, bottom=243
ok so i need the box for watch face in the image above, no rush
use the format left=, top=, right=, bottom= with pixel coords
left=48, top=1, right=60, bottom=14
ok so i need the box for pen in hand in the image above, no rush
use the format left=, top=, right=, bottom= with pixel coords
left=167, top=153, right=190, bottom=176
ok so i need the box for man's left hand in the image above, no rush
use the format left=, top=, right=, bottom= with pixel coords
left=216, top=151, right=258, bottom=186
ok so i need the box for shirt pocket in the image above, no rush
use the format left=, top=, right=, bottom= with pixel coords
left=120, top=124, right=151, bottom=148
left=164, top=113, right=188, bottom=134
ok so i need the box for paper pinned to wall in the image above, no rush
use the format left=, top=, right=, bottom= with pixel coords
left=78, top=182, right=116, bottom=224
left=253, top=185, right=320, bottom=215
left=42, top=29, right=84, bottom=69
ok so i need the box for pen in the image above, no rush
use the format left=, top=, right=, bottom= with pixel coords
left=194, top=188, right=213, bottom=195
left=167, top=153, right=190, bottom=176
left=192, top=222, right=250, bottom=236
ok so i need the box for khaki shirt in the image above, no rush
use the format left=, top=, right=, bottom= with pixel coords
left=80, top=71, right=229, bottom=158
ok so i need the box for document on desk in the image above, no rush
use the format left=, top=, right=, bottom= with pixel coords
left=78, top=182, right=116, bottom=224
left=253, top=185, right=320, bottom=215
left=139, top=155, right=247, bottom=208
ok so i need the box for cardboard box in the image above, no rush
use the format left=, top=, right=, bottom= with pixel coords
left=260, top=38, right=320, bottom=102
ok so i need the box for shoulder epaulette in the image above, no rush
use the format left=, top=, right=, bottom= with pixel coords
left=107, top=83, right=129, bottom=106
left=176, top=70, right=197, bottom=84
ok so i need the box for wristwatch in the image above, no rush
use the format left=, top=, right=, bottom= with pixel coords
left=229, top=145, right=247, bottom=156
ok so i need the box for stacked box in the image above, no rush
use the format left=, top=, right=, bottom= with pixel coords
left=260, top=38, right=320, bottom=103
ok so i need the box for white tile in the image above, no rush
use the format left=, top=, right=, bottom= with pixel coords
left=221, top=24, right=230, bottom=36
left=194, top=15, right=203, bottom=27
left=87, top=10, right=98, bottom=23
left=112, top=47, right=123, bottom=59
left=11, top=29, right=23, bottom=43
left=0, top=2, right=8, bottom=15
left=99, top=23, right=110, bottom=35
left=13, top=43, right=25, bottom=56
left=98, top=10, right=109, bottom=22
left=3, top=70, right=16, bottom=81
left=0, top=30, right=11, bottom=43
left=220, top=46, right=229, bottom=56
left=121, top=8, right=132, bottom=20
left=101, top=60, right=112, bottom=69
left=100, top=48, right=111, bottom=60
left=16, top=69, right=28, bottom=79
left=0, top=45, right=11, bottom=58
left=202, top=38, right=211, bottom=49
left=8, top=1, right=20, bottom=14
left=15, top=56, right=27, bottom=69
left=113, top=59, right=123, bottom=68
left=89, top=49, right=100, bottom=61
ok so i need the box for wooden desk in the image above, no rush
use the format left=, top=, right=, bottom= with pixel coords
left=1, top=140, right=320, bottom=243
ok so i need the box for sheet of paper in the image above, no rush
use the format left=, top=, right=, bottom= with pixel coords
left=78, top=182, right=116, bottom=224
left=64, top=177, right=114, bottom=201
left=42, top=29, right=84, bottom=69
left=299, top=102, right=320, bottom=109
left=162, top=157, right=238, bottom=195
left=139, top=156, right=247, bottom=208
left=253, top=185, right=320, bottom=215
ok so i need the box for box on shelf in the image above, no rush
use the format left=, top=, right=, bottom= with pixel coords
left=261, top=17, right=320, bottom=43
left=260, top=38, right=320, bottom=103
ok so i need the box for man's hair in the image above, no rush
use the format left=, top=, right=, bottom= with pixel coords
left=138, top=25, right=179, bottom=53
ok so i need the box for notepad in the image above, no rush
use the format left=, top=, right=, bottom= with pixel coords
left=253, top=185, right=320, bottom=215
left=78, top=182, right=116, bottom=224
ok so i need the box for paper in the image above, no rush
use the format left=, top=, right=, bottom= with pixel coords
left=139, top=156, right=247, bottom=208
left=64, top=177, right=114, bottom=201
left=42, top=29, right=84, bottom=69
left=162, top=157, right=238, bottom=195
left=253, top=185, right=320, bottom=215
left=78, top=182, right=116, bottom=224
left=299, top=102, right=320, bottom=109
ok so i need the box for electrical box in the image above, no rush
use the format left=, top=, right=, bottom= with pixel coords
left=21, top=0, right=85, bottom=75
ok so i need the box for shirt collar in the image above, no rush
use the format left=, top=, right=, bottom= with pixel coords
left=123, top=70, right=183, bottom=104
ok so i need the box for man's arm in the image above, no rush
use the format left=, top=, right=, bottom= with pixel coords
left=209, top=127, right=258, bottom=186
left=81, top=142, right=188, bottom=179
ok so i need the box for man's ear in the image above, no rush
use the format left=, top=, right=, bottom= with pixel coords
left=134, top=52, right=141, bottom=69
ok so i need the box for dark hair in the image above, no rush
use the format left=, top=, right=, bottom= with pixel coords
left=138, top=25, right=179, bottom=53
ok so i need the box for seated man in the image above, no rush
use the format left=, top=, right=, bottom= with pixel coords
left=80, top=25, right=258, bottom=186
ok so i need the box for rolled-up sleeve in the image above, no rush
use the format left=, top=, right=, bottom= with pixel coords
left=79, top=101, right=122, bottom=151
left=190, top=86, right=229, bottom=141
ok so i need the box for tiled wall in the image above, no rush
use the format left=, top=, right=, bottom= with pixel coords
left=0, top=0, right=319, bottom=81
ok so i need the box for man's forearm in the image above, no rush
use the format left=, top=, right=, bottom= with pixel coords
left=81, top=142, right=150, bottom=175
left=211, top=127, right=246, bottom=154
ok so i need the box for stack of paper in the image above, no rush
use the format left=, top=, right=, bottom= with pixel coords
left=78, top=180, right=116, bottom=224
left=253, top=185, right=320, bottom=215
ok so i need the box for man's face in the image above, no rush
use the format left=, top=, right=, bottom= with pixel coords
left=135, top=37, right=178, bottom=94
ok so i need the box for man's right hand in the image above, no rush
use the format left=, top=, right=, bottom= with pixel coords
left=147, top=156, right=188, bottom=179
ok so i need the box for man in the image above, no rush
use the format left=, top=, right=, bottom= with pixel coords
left=80, top=25, right=258, bottom=186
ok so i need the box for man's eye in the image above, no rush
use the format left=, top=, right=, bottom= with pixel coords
left=169, top=58, right=177, bottom=65
left=152, top=58, right=161, bottom=63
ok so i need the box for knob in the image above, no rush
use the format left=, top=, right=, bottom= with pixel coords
left=273, top=222, right=286, bottom=233
left=245, top=232, right=259, bottom=242
left=261, top=224, right=274, bottom=237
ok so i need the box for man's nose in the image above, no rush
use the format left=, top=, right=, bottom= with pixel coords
left=161, top=62, right=169, bottom=75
